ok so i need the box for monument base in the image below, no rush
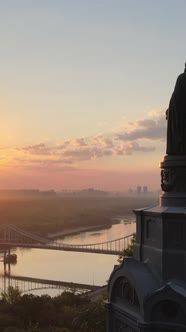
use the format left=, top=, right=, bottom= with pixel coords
left=106, top=154, right=186, bottom=331
left=106, top=258, right=186, bottom=331
left=106, top=204, right=186, bottom=331
left=134, top=205, right=186, bottom=282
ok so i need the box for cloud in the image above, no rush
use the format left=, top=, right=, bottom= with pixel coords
left=115, top=111, right=166, bottom=141
left=74, top=138, right=88, bottom=147
left=19, top=143, right=52, bottom=155
left=14, top=111, right=165, bottom=170
left=115, top=142, right=155, bottom=155
left=92, top=135, right=114, bottom=148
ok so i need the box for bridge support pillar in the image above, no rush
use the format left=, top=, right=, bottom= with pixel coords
left=4, top=261, right=10, bottom=276
left=3, top=248, right=13, bottom=276
left=3, top=249, right=7, bottom=262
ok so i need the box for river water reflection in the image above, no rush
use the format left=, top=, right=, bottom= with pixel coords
left=0, top=219, right=136, bottom=296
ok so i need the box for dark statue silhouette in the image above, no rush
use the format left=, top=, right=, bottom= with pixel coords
left=166, top=64, right=186, bottom=154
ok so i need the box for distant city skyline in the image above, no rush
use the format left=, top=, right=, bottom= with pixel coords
left=0, top=187, right=159, bottom=198
left=0, top=1, right=186, bottom=190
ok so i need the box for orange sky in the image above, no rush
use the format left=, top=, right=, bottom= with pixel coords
left=0, top=1, right=185, bottom=191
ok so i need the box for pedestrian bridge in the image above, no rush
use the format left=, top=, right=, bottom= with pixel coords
left=0, top=224, right=134, bottom=255
left=0, top=273, right=101, bottom=294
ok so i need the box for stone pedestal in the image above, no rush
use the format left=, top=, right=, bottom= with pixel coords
left=134, top=205, right=186, bottom=282
left=160, top=155, right=186, bottom=207
left=106, top=155, right=186, bottom=331
left=105, top=257, right=186, bottom=331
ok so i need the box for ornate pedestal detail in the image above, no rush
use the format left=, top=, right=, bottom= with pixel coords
left=160, top=155, right=186, bottom=206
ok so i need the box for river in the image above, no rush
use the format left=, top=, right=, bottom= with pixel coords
left=0, top=217, right=136, bottom=296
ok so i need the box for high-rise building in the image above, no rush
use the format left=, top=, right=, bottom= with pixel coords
left=136, top=186, right=141, bottom=195
left=143, top=186, right=148, bottom=194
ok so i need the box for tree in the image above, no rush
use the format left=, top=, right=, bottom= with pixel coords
left=117, top=234, right=136, bottom=264
left=1, top=286, right=21, bottom=305
left=3, top=328, right=25, bottom=332
left=72, top=302, right=105, bottom=332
